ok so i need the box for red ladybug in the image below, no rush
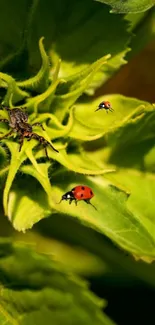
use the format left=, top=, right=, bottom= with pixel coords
left=59, top=185, right=97, bottom=210
left=95, top=101, right=113, bottom=113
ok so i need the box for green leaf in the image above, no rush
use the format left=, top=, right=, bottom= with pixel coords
left=2, top=140, right=40, bottom=217
left=0, top=72, right=29, bottom=105
left=105, top=169, right=155, bottom=260
left=27, top=0, right=130, bottom=95
left=126, top=9, right=155, bottom=60
left=7, top=174, right=51, bottom=232
left=0, top=239, right=115, bottom=325
left=70, top=94, right=154, bottom=148
left=52, top=54, right=111, bottom=121
left=29, top=110, right=73, bottom=139
left=125, top=12, right=147, bottom=32
left=95, top=0, right=155, bottom=13
left=35, top=147, right=114, bottom=175
left=36, top=170, right=155, bottom=259
left=22, top=77, right=63, bottom=115
left=144, top=144, right=155, bottom=172
left=0, top=0, right=29, bottom=65
left=0, top=0, right=39, bottom=75
left=17, top=37, right=50, bottom=93
left=6, top=151, right=113, bottom=231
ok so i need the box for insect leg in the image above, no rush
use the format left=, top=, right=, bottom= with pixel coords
left=0, top=129, right=14, bottom=139
left=95, top=107, right=100, bottom=112
left=84, top=199, right=97, bottom=211
left=19, top=136, right=24, bottom=152
left=44, top=145, right=49, bottom=159
left=0, top=106, right=11, bottom=112
left=0, top=118, right=9, bottom=124
left=32, top=122, right=45, bottom=131
left=29, top=133, right=59, bottom=159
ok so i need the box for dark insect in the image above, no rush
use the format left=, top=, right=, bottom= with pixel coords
left=58, top=185, right=97, bottom=210
left=0, top=106, right=58, bottom=158
left=95, top=101, right=114, bottom=113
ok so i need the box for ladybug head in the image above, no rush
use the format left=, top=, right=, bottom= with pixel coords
left=58, top=191, right=74, bottom=204
left=61, top=193, right=68, bottom=201
left=99, top=101, right=106, bottom=109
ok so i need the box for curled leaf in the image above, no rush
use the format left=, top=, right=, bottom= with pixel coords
left=17, top=37, right=50, bottom=93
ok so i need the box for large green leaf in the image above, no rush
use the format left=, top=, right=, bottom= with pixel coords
left=6, top=149, right=113, bottom=231
left=34, top=0, right=130, bottom=94
left=106, top=169, right=155, bottom=240
left=48, top=171, right=155, bottom=259
left=10, top=165, right=155, bottom=259
left=0, top=0, right=130, bottom=94
left=0, top=239, right=115, bottom=325
left=69, top=94, right=155, bottom=147
left=95, top=0, right=155, bottom=13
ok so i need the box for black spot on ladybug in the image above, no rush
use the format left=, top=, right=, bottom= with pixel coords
left=81, top=193, right=84, bottom=198
left=90, top=190, right=93, bottom=195
left=81, top=186, right=85, bottom=190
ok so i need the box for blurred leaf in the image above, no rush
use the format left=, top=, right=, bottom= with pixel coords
left=35, top=214, right=155, bottom=286
left=0, top=0, right=29, bottom=63
left=0, top=239, right=115, bottom=325
left=0, top=0, right=39, bottom=75
left=144, top=144, right=155, bottom=172
left=95, top=0, right=155, bottom=13
left=14, top=231, right=107, bottom=276
left=126, top=9, right=155, bottom=60
left=125, top=12, right=147, bottom=32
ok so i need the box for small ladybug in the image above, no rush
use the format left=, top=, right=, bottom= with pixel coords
left=95, top=101, right=113, bottom=113
left=59, top=185, right=97, bottom=210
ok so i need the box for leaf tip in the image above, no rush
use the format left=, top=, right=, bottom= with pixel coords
left=39, top=36, right=45, bottom=44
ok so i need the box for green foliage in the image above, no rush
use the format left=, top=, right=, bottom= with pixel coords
left=95, top=0, right=155, bottom=13
left=0, top=239, right=115, bottom=325
left=0, top=0, right=154, bottom=257
left=0, top=0, right=155, bottom=323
